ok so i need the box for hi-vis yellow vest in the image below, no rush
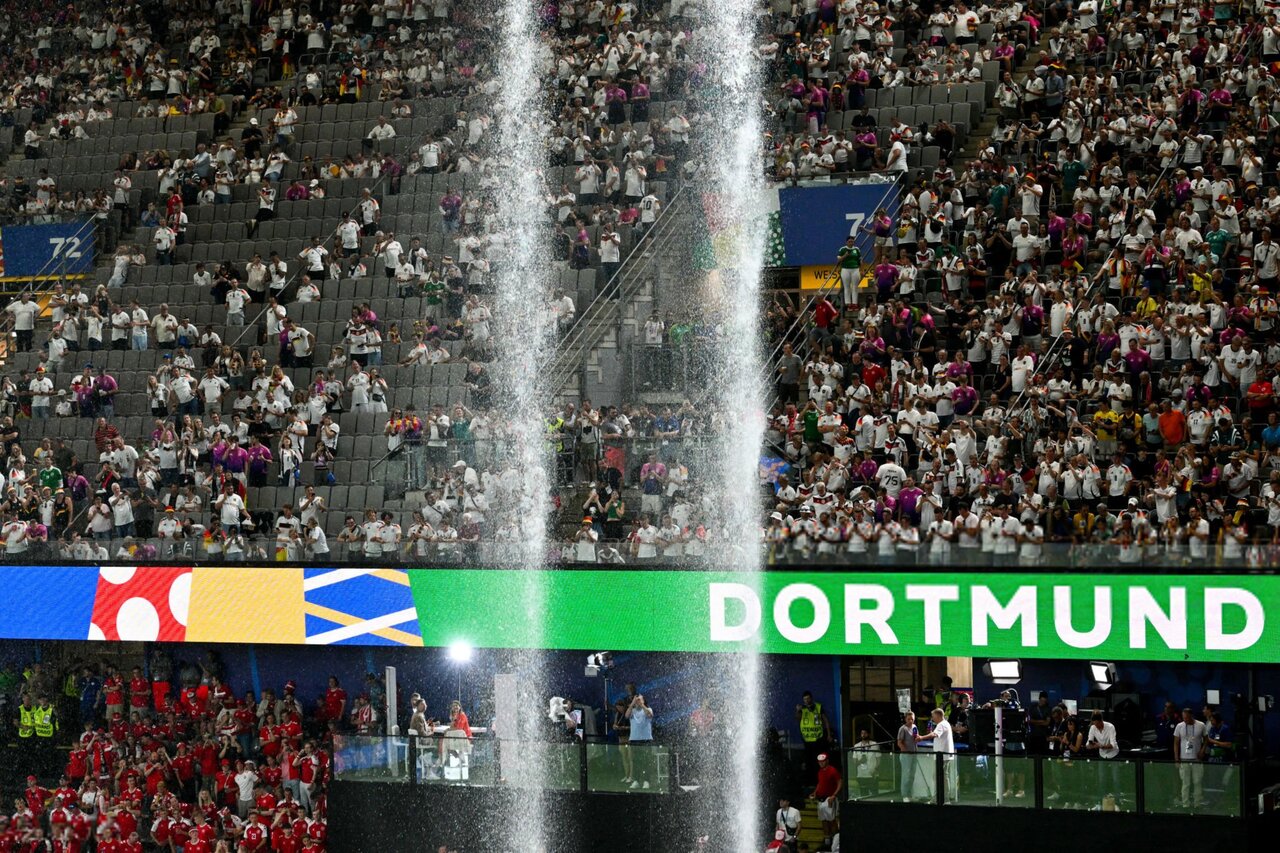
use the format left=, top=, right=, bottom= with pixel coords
left=799, top=703, right=824, bottom=742
left=17, top=705, right=36, bottom=737
left=34, top=705, right=55, bottom=737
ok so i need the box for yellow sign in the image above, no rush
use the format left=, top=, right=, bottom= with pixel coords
left=799, top=264, right=841, bottom=291
left=800, top=265, right=870, bottom=292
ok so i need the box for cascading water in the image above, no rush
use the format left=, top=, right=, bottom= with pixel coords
left=490, top=0, right=553, bottom=561
left=487, top=1, right=555, bottom=850
left=695, top=2, right=769, bottom=851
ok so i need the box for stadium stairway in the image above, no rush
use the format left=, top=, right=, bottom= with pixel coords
left=547, top=182, right=698, bottom=407
left=955, top=34, right=1051, bottom=165
left=798, top=799, right=828, bottom=850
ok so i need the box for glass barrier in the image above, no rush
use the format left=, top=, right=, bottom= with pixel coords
left=332, top=735, right=587, bottom=789
left=332, top=735, right=412, bottom=784
left=1143, top=760, right=1242, bottom=818
left=896, top=751, right=938, bottom=803
left=947, top=752, right=1037, bottom=808
left=1042, top=756, right=1139, bottom=812
left=846, top=742, right=897, bottom=802
left=766, top=542, right=1267, bottom=570
left=414, top=731, right=499, bottom=786
left=36, top=535, right=1275, bottom=569
left=500, top=741, right=582, bottom=791
left=586, top=743, right=670, bottom=794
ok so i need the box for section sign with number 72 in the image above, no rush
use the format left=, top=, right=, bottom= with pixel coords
left=0, top=219, right=96, bottom=278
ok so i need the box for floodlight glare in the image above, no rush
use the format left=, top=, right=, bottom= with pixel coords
left=983, top=659, right=1023, bottom=684
left=447, top=641, right=474, bottom=663
left=1089, top=661, right=1118, bottom=691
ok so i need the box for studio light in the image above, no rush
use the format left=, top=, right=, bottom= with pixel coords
left=448, top=640, right=474, bottom=663
left=1089, top=661, right=1118, bottom=691
left=983, top=659, right=1023, bottom=685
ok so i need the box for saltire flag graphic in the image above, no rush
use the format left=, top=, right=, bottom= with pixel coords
left=302, top=568, right=423, bottom=646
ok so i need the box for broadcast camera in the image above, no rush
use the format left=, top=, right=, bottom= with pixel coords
left=585, top=652, right=613, bottom=677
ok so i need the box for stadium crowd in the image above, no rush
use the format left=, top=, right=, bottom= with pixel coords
left=3, top=0, right=1280, bottom=569
left=755, top=0, right=1280, bottom=564
left=562, top=0, right=1280, bottom=566
left=1, top=654, right=335, bottom=852
left=0, top=0, right=694, bottom=563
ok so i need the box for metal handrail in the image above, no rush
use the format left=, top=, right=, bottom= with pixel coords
left=545, top=180, right=694, bottom=394
left=550, top=180, right=691, bottom=362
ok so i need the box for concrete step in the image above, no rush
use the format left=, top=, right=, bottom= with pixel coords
left=796, top=803, right=828, bottom=848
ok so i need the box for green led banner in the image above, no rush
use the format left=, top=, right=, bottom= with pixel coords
left=2, top=566, right=1276, bottom=660
left=412, top=571, right=1280, bottom=663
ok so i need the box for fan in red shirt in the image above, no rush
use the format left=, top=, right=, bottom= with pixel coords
left=182, top=828, right=212, bottom=853
left=117, top=778, right=144, bottom=810
left=241, top=813, right=269, bottom=853
left=93, top=741, right=117, bottom=786
left=103, top=672, right=125, bottom=716
left=51, top=778, right=77, bottom=806
left=234, top=702, right=257, bottom=742
left=194, top=737, right=218, bottom=783
left=52, top=823, right=82, bottom=853
left=255, top=787, right=277, bottom=813
left=275, top=788, right=299, bottom=816
left=214, top=761, right=238, bottom=807
left=259, top=715, right=282, bottom=760
left=23, top=777, right=51, bottom=815
left=191, top=813, right=217, bottom=846
left=94, top=826, right=123, bottom=853
left=322, top=678, right=346, bottom=723
left=66, top=745, right=89, bottom=785
left=280, top=716, right=303, bottom=750
left=271, top=820, right=302, bottom=853
left=109, top=714, right=128, bottom=742
left=128, top=669, right=149, bottom=711
left=170, top=743, right=197, bottom=800
left=296, top=748, right=318, bottom=801
left=68, top=809, right=90, bottom=848
left=142, top=753, right=168, bottom=797
left=260, top=756, right=283, bottom=788
left=149, top=809, right=174, bottom=848
left=861, top=359, right=886, bottom=389
left=152, top=787, right=181, bottom=818
left=48, top=798, right=72, bottom=831
left=812, top=294, right=839, bottom=336
left=113, top=805, right=139, bottom=842
left=119, top=831, right=143, bottom=853
left=177, top=684, right=206, bottom=718
left=209, top=677, right=234, bottom=711
left=306, top=818, right=327, bottom=846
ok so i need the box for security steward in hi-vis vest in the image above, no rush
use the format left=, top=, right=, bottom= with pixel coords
left=16, top=695, right=37, bottom=755
left=33, top=696, right=57, bottom=762
left=34, top=698, right=56, bottom=739
left=796, top=691, right=833, bottom=781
